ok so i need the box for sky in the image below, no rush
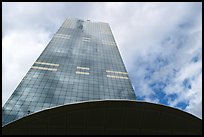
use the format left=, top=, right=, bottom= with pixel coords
left=2, top=2, right=202, bottom=119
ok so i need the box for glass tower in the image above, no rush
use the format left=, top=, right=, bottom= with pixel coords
left=2, top=18, right=136, bottom=126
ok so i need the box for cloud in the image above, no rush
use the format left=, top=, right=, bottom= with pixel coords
left=2, top=2, right=96, bottom=37
left=2, top=29, right=50, bottom=105
left=2, top=2, right=202, bottom=119
left=119, top=3, right=202, bottom=118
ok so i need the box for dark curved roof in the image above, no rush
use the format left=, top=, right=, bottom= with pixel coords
left=2, top=100, right=202, bottom=135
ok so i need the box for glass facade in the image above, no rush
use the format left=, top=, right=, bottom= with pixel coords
left=2, top=18, right=136, bottom=126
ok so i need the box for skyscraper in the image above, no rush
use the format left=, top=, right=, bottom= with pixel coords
left=2, top=18, right=201, bottom=135
left=2, top=18, right=136, bottom=126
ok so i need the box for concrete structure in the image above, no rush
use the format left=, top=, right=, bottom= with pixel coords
left=2, top=100, right=202, bottom=135
left=2, top=18, right=202, bottom=135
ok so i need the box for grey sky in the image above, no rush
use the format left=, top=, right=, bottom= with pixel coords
left=2, top=2, right=202, bottom=119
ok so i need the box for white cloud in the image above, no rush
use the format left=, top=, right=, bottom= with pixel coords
left=2, top=29, right=50, bottom=105
left=92, top=2, right=202, bottom=118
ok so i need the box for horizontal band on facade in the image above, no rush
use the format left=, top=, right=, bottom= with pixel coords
left=102, top=40, right=116, bottom=46
left=82, top=37, right=91, bottom=42
left=76, top=71, right=90, bottom=75
left=31, top=66, right=58, bottom=71
left=82, top=37, right=91, bottom=40
left=56, top=34, right=70, bottom=37
left=82, top=40, right=90, bottom=41
left=106, top=70, right=128, bottom=75
left=107, top=75, right=128, bottom=79
left=54, top=36, right=70, bottom=39
left=35, top=61, right=59, bottom=67
left=54, top=34, right=71, bottom=39
left=77, top=66, right=90, bottom=70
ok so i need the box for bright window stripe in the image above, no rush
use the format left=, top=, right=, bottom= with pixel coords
left=77, top=66, right=90, bottom=70
left=82, top=37, right=91, bottom=39
left=106, top=70, right=128, bottom=74
left=102, top=43, right=115, bottom=45
left=82, top=39, right=90, bottom=42
left=82, top=37, right=91, bottom=40
left=76, top=71, right=90, bottom=75
left=107, top=75, right=128, bottom=79
left=35, top=61, right=59, bottom=66
left=31, top=66, right=57, bottom=71
left=54, top=34, right=70, bottom=39
left=82, top=37, right=91, bottom=42
left=54, top=35, right=70, bottom=39
left=56, top=34, right=70, bottom=37
left=102, top=40, right=115, bottom=45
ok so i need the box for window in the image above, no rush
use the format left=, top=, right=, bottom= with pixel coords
left=54, top=34, right=71, bottom=39
left=82, top=37, right=91, bottom=42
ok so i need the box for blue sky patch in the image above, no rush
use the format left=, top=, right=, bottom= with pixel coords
left=176, top=102, right=188, bottom=110
left=191, top=56, right=199, bottom=63
left=155, top=91, right=168, bottom=104
left=166, top=93, right=178, bottom=101
left=183, top=78, right=192, bottom=90
left=155, top=56, right=169, bottom=69
left=149, top=81, right=167, bottom=92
